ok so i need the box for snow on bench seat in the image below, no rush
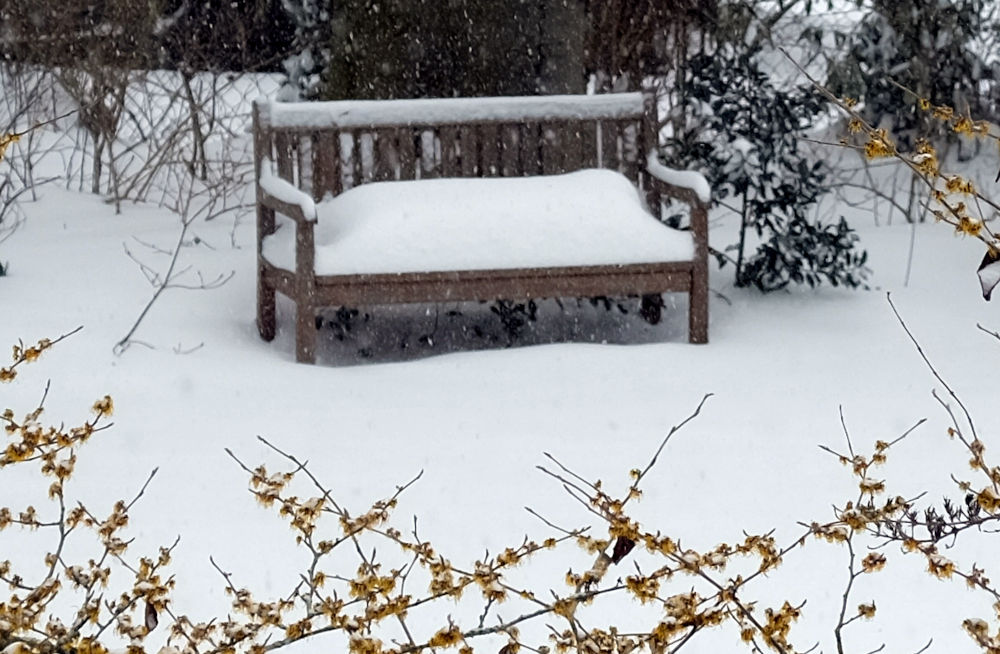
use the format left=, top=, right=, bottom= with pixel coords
left=261, top=169, right=695, bottom=276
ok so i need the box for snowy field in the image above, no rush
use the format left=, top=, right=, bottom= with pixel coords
left=3, top=116, right=1000, bottom=654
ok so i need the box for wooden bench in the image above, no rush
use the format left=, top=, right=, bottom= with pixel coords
left=252, top=92, right=710, bottom=363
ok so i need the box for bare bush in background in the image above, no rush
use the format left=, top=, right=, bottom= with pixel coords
left=0, top=62, right=68, bottom=273
left=0, top=0, right=278, bottom=217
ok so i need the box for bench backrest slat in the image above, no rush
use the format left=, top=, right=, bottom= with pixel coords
left=397, top=127, right=417, bottom=181
left=256, top=93, right=652, bottom=200
left=561, top=123, right=584, bottom=172
left=459, top=126, right=478, bottom=176
left=312, top=132, right=341, bottom=199
left=519, top=123, right=540, bottom=176
left=540, top=125, right=559, bottom=175
left=374, top=131, right=396, bottom=182
left=439, top=126, right=458, bottom=177
left=479, top=124, right=499, bottom=176
left=499, top=124, right=519, bottom=176
left=274, top=132, right=294, bottom=184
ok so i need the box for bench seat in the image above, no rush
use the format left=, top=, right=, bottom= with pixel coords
left=261, top=169, right=694, bottom=276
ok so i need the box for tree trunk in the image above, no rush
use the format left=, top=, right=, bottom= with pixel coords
left=91, top=133, right=104, bottom=195
left=539, top=0, right=587, bottom=94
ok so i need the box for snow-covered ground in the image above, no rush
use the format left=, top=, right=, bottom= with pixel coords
left=3, top=125, right=1000, bottom=654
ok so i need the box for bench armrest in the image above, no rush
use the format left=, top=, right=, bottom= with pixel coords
left=645, top=151, right=710, bottom=205
left=257, top=160, right=316, bottom=282
left=644, top=151, right=710, bottom=264
left=259, top=162, right=317, bottom=224
left=260, top=190, right=315, bottom=226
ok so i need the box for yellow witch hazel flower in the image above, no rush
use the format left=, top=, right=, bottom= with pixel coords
left=912, top=140, right=938, bottom=176
left=0, top=133, right=19, bottom=161
left=933, top=104, right=955, bottom=121
left=92, top=396, right=114, bottom=417
left=957, top=216, right=983, bottom=238
left=864, top=128, right=895, bottom=159
left=945, top=175, right=975, bottom=195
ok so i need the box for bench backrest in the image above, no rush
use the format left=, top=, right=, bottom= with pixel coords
left=253, top=93, right=655, bottom=202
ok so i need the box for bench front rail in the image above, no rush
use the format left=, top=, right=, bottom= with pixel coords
left=253, top=93, right=709, bottom=363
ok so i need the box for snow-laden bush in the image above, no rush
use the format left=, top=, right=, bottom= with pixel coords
left=0, top=65, right=64, bottom=274
left=280, top=0, right=332, bottom=99
left=663, top=44, right=869, bottom=292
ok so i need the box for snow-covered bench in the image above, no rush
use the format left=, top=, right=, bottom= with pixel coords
left=252, top=93, right=710, bottom=363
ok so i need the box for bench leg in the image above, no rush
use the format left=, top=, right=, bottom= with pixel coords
left=689, top=271, right=709, bottom=344
left=257, top=273, right=276, bottom=342
left=295, top=301, right=317, bottom=363
left=639, top=294, right=663, bottom=325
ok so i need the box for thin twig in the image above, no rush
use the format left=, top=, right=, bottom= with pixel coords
left=523, top=507, right=587, bottom=537
left=838, top=406, right=855, bottom=458
left=887, top=292, right=979, bottom=444
left=632, top=393, right=713, bottom=491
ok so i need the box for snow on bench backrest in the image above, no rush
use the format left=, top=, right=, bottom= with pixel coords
left=257, top=93, right=645, bottom=130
